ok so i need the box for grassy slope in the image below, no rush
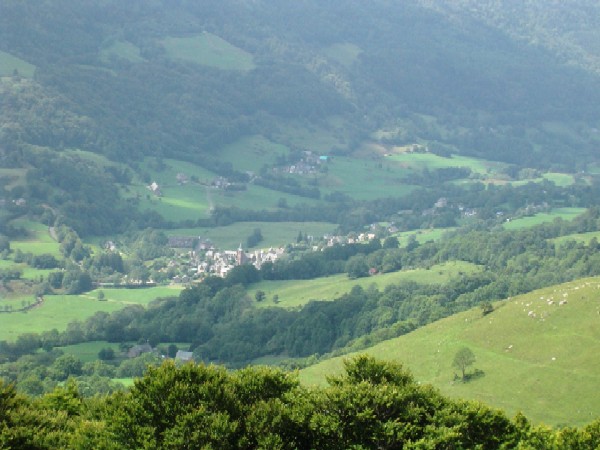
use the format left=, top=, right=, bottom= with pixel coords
left=167, top=221, right=336, bottom=250
left=0, top=286, right=182, bottom=341
left=218, top=135, right=288, bottom=173
left=0, top=50, right=36, bottom=77
left=320, top=156, right=417, bottom=200
left=393, top=227, right=458, bottom=246
left=56, top=341, right=122, bottom=363
left=503, top=208, right=586, bottom=230
left=132, top=157, right=323, bottom=221
left=161, top=33, right=254, bottom=71
left=249, top=261, right=480, bottom=308
left=8, top=220, right=61, bottom=257
left=99, top=40, right=144, bottom=63
left=553, top=230, right=600, bottom=246
left=300, top=277, right=600, bottom=427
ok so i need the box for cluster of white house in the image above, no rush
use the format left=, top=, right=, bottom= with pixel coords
left=166, top=238, right=286, bottom=283
left=168, top=231, right=381, bottom=283
left=196, top=245, right=285, bottom=278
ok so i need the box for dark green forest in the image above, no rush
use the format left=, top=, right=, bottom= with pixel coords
left=2, top=0, right=600, bottom=166
left=2, top=356, right=600, bottom=449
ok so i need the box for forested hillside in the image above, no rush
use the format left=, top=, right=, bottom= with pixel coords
left=2, top=0, right=600, bottom=167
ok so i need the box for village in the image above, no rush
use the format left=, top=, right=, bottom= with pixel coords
left=166, top=236, right=286, bottom=283
left=163, top=228, right=382, bottom=285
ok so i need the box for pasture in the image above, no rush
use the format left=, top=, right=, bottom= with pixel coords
left=217, top=135, right=288, bottom=172
left=0, top=168, right=27, bottom=189
left=300, top=277, right=600, bottom=427
left=387, top=152, right=503, bottom=177
left=393, top=227, right=457, bottom=246
left=249, top=261, right=480, bottom=309
left=0, top=286, right=182, bottom=341
left=99, top=40, right=144, bottom=63
left=503, top=207, right=586, bottom=230
left=320, top=156, right=416, bottom=200
left=133, top=157, right=322, bottom=221
left=211, top=183, right=322, bottom=210
left=0, top=50, right=36, bottom=77
left=82, top=286, right=183, bottom=306
left=57, top=341, right=122, bottom=363
left=553, top=230, right=600, bottom=246
left=512, top=172, right=576, bottom=187
left=322, top=43, right=362, bottom=67
left=273, top=120, right=349, bottom=155
left=9, top=220, right=61, bottom=257
left=167, top=221, right=336, bottom=250
left=161, top=33, right=255, bottom=71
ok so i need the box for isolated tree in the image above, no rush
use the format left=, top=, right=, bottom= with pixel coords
left=383, top=236, right=399, bottom=249
left=346, top=254, right=369, bottom=279
left=453, top=347, right=476, bottom=381
left=98, top=347, right=115, bottom=361
left=480, top=301, right=494, bottom=316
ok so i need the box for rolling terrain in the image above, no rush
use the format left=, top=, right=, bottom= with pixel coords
left=300, top=278, right=600, bottom=426
left=1, top=0, right=600, bottom=438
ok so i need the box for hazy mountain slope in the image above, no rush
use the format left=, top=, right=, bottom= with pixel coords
left=419, top=0, right=600, bottom=75
left=1, top=0, right=600, bottom=168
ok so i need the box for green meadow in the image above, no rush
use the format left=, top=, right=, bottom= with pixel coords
left=99, top=40, right=144, bottom=63
left=503, top=208, right=586, bottom=230
left=217, top=135, right=288, bottom=173
left=0, top=168, right=27, bottom=189
left=322, top=43, right=362, bottom=67
left=300, top=277, right=600, bottom=427
left=57, top=341, right=122, bottom=363
left=387, top=152, right=503, bottom=177
left=161, top=33, right=255, bottom=71
left=9, top=220, right=61, bottom=257
left=167, top=221, right=336, bottom=250
left=139, top=158, right=217, bottom=186
left=320, top=156, right=416, bottom=200
left=393, top=227, right=458, bottom=246
left=0, top=286, right=183, bottom=341
left=0, top=257, right=53, bottom=283
left=135, top=184, right=211, bottom=222
left=82, top=286, right=183, bottom=306
left=0, top=295, right=35, bottom=309
left=249, top=261, right=481, bottom=309
left=133, top=157, right=322, bottom=221
left=553, top=230, right=600, bottom=246
left=512, top=172, right=576, bottom=187
left=273, top=120, right=349, bottom=155
left=211, top=183, right=322, bottom=210
left=542, top=172, right=576, bottom=187
left=0, top=50, right=36, bottom=77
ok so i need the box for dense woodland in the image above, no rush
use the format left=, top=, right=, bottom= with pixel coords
left=2, top=356, right=600, bottom=449
left=1, top=0, right=600, bottom=235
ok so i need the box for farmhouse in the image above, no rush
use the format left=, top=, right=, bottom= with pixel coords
left=127, top=343, right=154, bottom=358
left=175, top=350, right=194, bottom=362
left=147, top=182, right=162, bottom=196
